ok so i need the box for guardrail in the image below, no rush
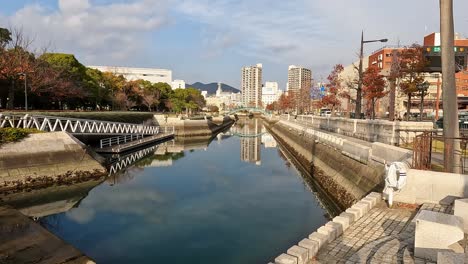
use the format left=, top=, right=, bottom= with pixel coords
left=100, top=134, right=145, bottom=148
left=0, top=114, right=159, bottom=135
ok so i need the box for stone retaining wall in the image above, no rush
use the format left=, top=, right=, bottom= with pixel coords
left=267, top=120, right=384, bottom=209
left=284, top=115, right=434, bottom=145
left=154, top=115, right=235, bottom=137
left=394, top=169, right=468, bottom=205
left=0, top=132, right=106, bottom=191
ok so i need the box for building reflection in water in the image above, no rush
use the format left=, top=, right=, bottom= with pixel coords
left=239, top=119, right=262, bottom=165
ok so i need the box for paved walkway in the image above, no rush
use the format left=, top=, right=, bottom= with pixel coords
left=314, top=202, right=454, bottom=264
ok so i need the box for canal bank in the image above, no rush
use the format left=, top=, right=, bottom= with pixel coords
left=264, top=118, right=386, bottom=210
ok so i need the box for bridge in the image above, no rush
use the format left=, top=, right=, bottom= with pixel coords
left=225, top=107, right=271, bottom=116
left=107, top=144, right=160, bottom=174
left=0, top=114, right=159, bottom=135
left=229, top=131, right=266, bottom=138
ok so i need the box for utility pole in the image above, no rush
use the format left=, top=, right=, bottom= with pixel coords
left=440, top=0, right=461, bottom=173
left=355, top=31, right=388, bottom=119
left=388, top=49, right=400, bottom=121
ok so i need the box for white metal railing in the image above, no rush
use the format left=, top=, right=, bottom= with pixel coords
left=108, top=144, right=159, bottom=174
left=0, top=114, right=160, bottom=135
left=100, top=134, right=144, bottom=148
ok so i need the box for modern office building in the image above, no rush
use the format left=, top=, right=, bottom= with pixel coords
left=241, top=63, right=263, bottom=107
left=287, top=65, right=312, bottom=94
left=88, top=66, right=172, bottom=85
left=261, top=81, right=283, bottom=107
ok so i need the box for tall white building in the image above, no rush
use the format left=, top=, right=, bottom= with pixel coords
left=262, top=81, right=283, bottom=107
left=287, top=65, right=312, bottom=94
left=88, top=66, right=172, bottom=85
left=241, top=63, right=263, bottom=107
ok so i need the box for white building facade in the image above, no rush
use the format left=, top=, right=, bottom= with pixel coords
left=88, top=66, right=172, bottom=85
left=171, top=80, right=186, bottom=89
left=261, top=81, right=283, bottom=107
left=241, top=63, right=263, bottom=108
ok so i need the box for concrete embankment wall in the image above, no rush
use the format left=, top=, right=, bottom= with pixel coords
left=154, top=115, right=235, bottom=137
left=394, top=169, right=468, bottom=205
left=266, top=120, right=385, bottom=209
left=285, top=115, right=434, bottom=145
left=0, top=132, right=106, bottom=192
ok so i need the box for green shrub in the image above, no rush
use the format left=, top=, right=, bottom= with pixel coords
left=0, top=128, right=42, bottom=144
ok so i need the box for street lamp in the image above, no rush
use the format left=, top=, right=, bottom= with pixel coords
left=355, top=31, right=388, bottom=119
left=17, top=73, right=28, bottom=111
left=417, top=81, right=430, bottom=121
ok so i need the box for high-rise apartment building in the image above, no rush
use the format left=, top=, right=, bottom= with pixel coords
left=287, top=65, right=312, bottom=94
left=241, top=63, right=263, bottom=107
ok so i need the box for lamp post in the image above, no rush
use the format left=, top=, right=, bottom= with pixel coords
left=17, top=73, right=28, bottom=111
left=355, top=31, right=388, bottom=119
left=417, top=81, right=430, bottom=121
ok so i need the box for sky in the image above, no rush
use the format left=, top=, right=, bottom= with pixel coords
left=1, top=0, right=468, bottom=89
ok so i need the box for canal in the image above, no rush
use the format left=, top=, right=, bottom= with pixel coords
left=7, top=118, right=330, bottom=263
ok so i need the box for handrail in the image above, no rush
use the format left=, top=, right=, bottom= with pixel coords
left=100, top=134, right=145, bottom=148
left=0, top=113, right=159, bottom=135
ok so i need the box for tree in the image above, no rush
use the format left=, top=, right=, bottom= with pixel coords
left=0, top=28, right=12, bottom=48
left=277, top=93, right=293, bottom=113
left=398, top=44, right=427, bottom=120
left=363, top=66, right=387, bottom=119
left=320, top=64, right=344, bottom=115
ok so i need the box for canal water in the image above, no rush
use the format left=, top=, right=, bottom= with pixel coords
left=34, top=119, right=329, bottom=263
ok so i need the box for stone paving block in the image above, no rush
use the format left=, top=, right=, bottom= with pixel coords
left=362, top=196, right=378, bottom=208
left=274, top=253, right=298, bottom=264
left=454, top=198, right=468, bottom=233
left=367, top=192, right=382, bottom=200
left=346, top=208, right=362, bottom=220
left=333, top=216, right=351, bottom=231
left=318, top=226, right=337, bottom=242
left=437, top=252, right=465, bottom=264
left=308, top=232, right=328, bottom=249
left=360, top=199, right=374, bottom=211
left=287, top=245, right=308, bottom=264
left=351, top=202, right=369, bottom=217
left=340, top=212, right=356, bottom=224
left=414, top=210, right=464, bottom=262
left=298, top=238, right=318, bottom=259
left=326, top=221, right=344, bottom=236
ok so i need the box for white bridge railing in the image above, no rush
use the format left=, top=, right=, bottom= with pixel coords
left=0, top=114, right=160, bottom=135
left=108, top=144, right=159, bottom=174
left=100, top=134, right=145, bottom=148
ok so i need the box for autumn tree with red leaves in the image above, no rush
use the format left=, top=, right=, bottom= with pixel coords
left=398, top=44, right=428, bottom=120
left=363, top=66, right=387, bottom=119
left=320, top=64, right=344, bottom=115
left=277, top=93, right=294, bottom=113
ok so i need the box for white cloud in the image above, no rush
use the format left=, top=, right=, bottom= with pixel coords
left=1, top=0, right=170, bottom=65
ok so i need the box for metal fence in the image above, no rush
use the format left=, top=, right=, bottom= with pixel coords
left=0, top=114, right=160, bottom=135
left=412, top=131, right=468, bottom=173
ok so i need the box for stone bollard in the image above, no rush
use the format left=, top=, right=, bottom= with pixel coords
left=298, top=238, right=319, bottom=259
left=454, top=198, right=468, bottom=233
left=317, top=226, right=337, bottom=242
left=308, top=232, right=328, bottom=249
left=274, top=253, right=297, bottom=264
left=333, top=215, right=351, bottom=231
left=414, top=210, right=465, bottom=262
left=287, top=245, right=308, bottom=264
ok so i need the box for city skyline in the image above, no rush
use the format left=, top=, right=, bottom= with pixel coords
left=1, top=0, right=468, bottom=88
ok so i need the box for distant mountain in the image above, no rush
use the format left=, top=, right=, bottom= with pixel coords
left=188, top=82, right=240, bottom=95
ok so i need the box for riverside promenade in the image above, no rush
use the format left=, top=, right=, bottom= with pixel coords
left=273, top=196, right=467, bottom=264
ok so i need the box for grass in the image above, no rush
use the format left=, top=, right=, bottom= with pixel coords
left=0, top=127, right=43, bottom=145
left=3, top=111, right=155, bottom=124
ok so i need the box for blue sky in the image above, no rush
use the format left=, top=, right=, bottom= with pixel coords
left=2, top=0, right=468, bottom=89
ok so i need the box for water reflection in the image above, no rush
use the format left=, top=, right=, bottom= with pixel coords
left=5, top=119, right=330, bottom=264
